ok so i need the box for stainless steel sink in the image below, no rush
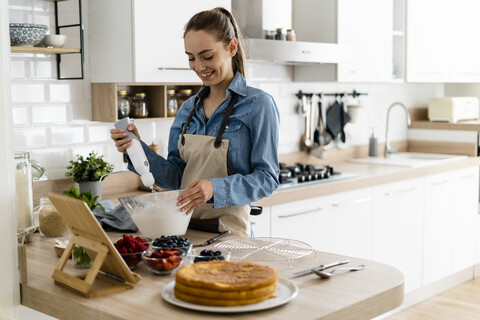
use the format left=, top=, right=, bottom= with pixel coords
left=350, top=152, right=467, bottom=168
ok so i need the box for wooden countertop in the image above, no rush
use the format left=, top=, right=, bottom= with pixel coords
left=20, top=231, right=404, bottom=320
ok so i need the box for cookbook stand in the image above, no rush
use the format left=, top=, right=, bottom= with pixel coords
left=48, top=193, right=141, bottom=298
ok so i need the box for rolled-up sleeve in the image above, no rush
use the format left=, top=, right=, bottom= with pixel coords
left=210, top=92, right=280, bottom=208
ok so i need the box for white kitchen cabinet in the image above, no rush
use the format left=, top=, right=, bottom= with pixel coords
left=372, top=178, right=424, bottom=293
left=336, top=0, right=393, bottom=82
left=293, top=0, right=394, bottom=82
left=89, top=0, right=230, bottom=83
left=406, top=0, right=480, bottom=82
left=450, top=167, right=478, bottom=273
left=271, top=188, right=372, bottom=259
left=423, top=167, right=479, bottom=285
left=250, top=206, right=271, bottom=238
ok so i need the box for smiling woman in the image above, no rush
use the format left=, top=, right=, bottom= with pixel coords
left=110, top=7, right=280, bottom=238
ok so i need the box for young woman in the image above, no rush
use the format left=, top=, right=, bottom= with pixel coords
left=110, top=7, right=279, bottom=237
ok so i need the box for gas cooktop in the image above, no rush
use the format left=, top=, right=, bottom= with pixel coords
left=277, top=162, right=359, bottom=190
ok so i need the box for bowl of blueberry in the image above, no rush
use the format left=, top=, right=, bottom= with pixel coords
left=189, top=247, right=231, bottom=263
left=151, top=235, right=192, bottom=256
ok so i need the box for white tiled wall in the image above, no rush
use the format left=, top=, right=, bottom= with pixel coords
left=9, top=0, right=445, bottom=181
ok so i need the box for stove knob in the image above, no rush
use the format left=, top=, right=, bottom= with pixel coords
left=297, top=174, right=305, bottom=183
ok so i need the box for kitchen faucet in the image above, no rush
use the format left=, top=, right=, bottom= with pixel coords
left=384, top=102, right=411, bottom=157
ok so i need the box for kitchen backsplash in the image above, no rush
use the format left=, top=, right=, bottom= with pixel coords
left=9, top=0, right=444, bottom=180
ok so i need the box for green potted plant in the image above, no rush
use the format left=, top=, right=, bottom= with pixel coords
left=65, top=151, right=114, bottom=198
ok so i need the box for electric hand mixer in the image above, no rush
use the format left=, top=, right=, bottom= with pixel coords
left=114, top=117, right=155, bottom=188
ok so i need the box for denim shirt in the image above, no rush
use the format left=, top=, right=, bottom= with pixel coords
left=128, top=72, right=280, bottom=209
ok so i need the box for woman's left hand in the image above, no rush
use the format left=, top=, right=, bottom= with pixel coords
left=177, top=179, right=214, bottom=215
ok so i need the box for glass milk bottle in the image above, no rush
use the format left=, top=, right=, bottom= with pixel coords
left=15, top=152, right=33, bottom=231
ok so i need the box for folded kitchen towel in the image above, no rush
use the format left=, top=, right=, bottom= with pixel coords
left=92, top=200, right=138, bottom=232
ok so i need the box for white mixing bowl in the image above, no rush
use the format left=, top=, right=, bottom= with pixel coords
left=120, top=190, right=191, bottom=238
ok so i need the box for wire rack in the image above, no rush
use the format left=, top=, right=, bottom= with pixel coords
left=213, top=237, right=315, bottom=264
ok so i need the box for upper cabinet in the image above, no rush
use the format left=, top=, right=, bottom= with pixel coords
left=336, top=0, right=394, bottom=82
left=293, top=0, right=396, bottom=83
left=89, top=0, right=230, bottom=83
left=406, top=0, right=480, bottom=83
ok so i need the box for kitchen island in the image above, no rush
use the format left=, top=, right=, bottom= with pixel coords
left=20, top=230, right=403, bottom=320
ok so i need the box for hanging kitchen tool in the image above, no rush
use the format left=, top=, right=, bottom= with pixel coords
left=314, top=94, right=331, bottom=147
left=326, top=94, right=350, bottom=142
left=295, top=90, right=307, bottom=116
left=300, top=93, right=316, bottom=151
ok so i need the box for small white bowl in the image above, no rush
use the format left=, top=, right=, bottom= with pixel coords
left=43, top=35, right=66, bottom=48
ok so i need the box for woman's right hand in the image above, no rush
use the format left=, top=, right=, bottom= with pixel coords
left=110, top=123, right=141, bottom=154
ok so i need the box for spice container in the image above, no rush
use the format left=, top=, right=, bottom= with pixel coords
left=38, top=197, right=67, bottom=237
left=176, top=89, right=192, bottom=108
left=117, top=90, right=130, bottom=119
left=275, top=28, right=285, bottom=40
left=286, top=29, right=296, bottom=41
left=167, top=89, right=178, bottom=117
left=131, top=93, right=148, bottom=118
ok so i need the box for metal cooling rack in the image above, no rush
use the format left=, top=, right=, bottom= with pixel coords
left=213, top=237, right=315, bottom=262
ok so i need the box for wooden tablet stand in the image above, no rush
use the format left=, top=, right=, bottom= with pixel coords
left=48, top=193, right=141, bottom=298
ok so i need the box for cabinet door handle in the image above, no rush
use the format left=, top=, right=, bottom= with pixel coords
left=278, top=208, right=323, bottom=218
left=461, top=174, right=475, bottom=180
left=384, top=187, right=416, bottom=196
left=432, top=180, right=448, bottom=186
left=332, top=197, right=371, bottom=207
left=157, top=67, right=191, bottom=71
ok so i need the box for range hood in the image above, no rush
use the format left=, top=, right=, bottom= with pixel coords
left=243, top=38, right=341, bottom=65
left=233, top=0, right=341, bottom=65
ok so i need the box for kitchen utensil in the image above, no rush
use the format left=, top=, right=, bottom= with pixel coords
left=193, top=230, right=231, bottom=247
left=315, top=97, right=331, bottom=147
left=115, top=117, right=154, bottom=188
left=301, top=94, right=316, bottom=150
left=326, top=99, right=351, bottom=142
left=313, top=264, right=366, bottom=279
left=43, top=34, right=66, bottom=48
left=214, top=237, right=314, bottom=266
left=293, top=258, right=350, bottom=276
left=119, top=190, right=191, bottom=238
left=9, top=23, right=48, bottom=46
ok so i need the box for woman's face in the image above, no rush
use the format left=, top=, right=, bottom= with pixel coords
left=184, top=30, right=237, bottom=89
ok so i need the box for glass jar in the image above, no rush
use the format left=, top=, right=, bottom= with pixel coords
left=286, top=29, right=296, bottom=41
left=176, top=89, right=192, bottom=108
left=131, top=93, right=149, bottom=118
left=117, top=90, right=130, bottom=119
left=166, top=89, right=178, bottom=117
left=15, top=152, right=33, bottom=231
left=38, top=197, right=67, bottom=237
left=275, top=28, right=285, bottom=40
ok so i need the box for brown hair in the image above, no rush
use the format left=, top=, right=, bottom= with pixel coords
left=184, top=7, right=245, bottom=77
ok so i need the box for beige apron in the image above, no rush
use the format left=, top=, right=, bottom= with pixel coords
left=177, top=93, right=250, bottom=237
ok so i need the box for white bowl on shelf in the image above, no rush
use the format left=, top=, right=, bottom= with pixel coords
left=43, top=34, right=66, bottom=48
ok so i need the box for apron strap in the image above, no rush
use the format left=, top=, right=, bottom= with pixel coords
left=180, top=106, right=197, bottom=146
left=180, top=92, right=239, bottom=147
left=214, top=93, right=238, bottom=149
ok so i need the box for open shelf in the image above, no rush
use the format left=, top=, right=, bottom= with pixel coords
left=11, top=46, right=81, bottom=54
left=91, top=83, right=201, bottom=122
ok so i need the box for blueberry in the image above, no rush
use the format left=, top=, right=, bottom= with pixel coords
left=214, top=251, right=222, bottom=257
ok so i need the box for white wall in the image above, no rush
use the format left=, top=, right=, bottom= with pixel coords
left=9, top=0, right=444, bottom=182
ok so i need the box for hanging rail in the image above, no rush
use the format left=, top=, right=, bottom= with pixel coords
left=295, top=90, right=368, bottom=99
